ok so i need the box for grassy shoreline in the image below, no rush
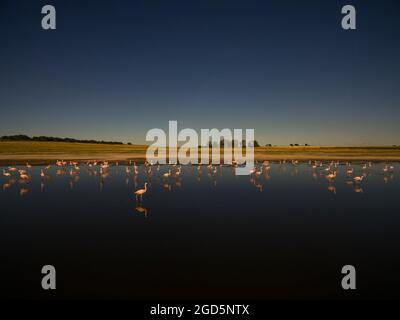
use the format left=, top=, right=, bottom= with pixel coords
left=1, top=141, right=400, bottom=165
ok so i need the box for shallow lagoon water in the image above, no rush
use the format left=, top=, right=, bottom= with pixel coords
left=1, top=162, right=400, bottom=299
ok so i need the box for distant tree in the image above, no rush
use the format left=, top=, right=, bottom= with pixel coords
left=265, top=144, right=272, bottom=147
left=0, top=134, right=123, bottom=145
left=290, top=144, right=294, bottom=146
left=0, top=134, right=31, bottom=141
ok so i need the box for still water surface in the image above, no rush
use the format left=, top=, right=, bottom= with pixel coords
left=1, top=162, right=399, bottom=299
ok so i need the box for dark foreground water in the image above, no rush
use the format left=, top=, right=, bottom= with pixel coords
left=1, top=161, right=399, bottom=299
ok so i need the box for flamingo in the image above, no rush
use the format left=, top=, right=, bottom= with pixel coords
left=40, top=169, right=45, bottom=178
left=19, top=173, right=29, bottom=180
left=163, top=170, right=171, bottom=178
left=326, top=172, right=337, bottom=180
left=2, top=170, right=11, bottom=177
left=8, top=167, right=17, bottom=171
left=134, top=183, right=148, bottom=201
left=353, top=176, right=364, bottom=183
left=26, top=162, right=32, bottom=168
left=101, top=163, right=109, bottom=169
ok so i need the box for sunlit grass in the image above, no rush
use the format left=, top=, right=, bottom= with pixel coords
left=0, top=141, right=147, bottom=154
left=0, top=141, right=399, bottom=164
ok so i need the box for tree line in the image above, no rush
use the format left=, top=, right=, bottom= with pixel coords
left=0, top=134, right=128, bottom=145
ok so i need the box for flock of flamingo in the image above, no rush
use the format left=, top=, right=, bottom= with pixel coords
left=1, top=159, right=397, bottom=201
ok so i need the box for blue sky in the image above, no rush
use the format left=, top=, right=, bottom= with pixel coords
left=0, top=0, right=399, bottom=145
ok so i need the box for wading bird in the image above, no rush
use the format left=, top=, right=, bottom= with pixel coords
left=353, top=176, right=364, bottom=183
left=255, top=166, right=263, bottom=176
left=163, top=170, right=171, bottom=178
left=326, top=172, right=337, bottom=180
left=134, top=182, right=148, bottom=201
left=19, top=173, right=29, bottom=180
left=2, top=170, right=11, bottom=177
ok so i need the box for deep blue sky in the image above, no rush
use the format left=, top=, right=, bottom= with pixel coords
left=0, top=0, right=399, bottom=145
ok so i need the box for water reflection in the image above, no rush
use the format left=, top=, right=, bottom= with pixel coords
left=0, top=161, right=398, bottom=202
left=3, top=162, right=396, bottom=297
left=3, top=178, right=15, bottom=191
left=20, top=187, right=29, bottom=196
left=135, top=205, right=148, bottom=218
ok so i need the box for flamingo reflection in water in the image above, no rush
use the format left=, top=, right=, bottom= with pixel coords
left=20, top=187, right=29, bottom=196
left=327, top=184, right=336, bottom=194
left=163, top=183, right=172, bottom=191
left=249, top=175, right=263, bottom=192
left=175, top=179, right=182, bottom=188
left=135, top=206, right=148, bottom=218
left=3, top=178, right=16, bottom=191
